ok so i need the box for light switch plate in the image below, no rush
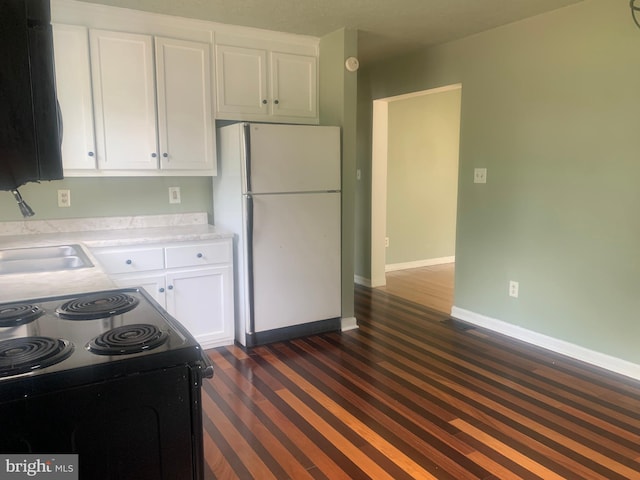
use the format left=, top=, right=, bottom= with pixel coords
left=169, top=187, right=181, bottom=204
left=474, top=168, right=487, bottom=184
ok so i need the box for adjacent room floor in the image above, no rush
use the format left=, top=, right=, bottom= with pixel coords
left=377, top=263, right=455, bottom=313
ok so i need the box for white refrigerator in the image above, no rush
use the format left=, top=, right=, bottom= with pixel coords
left=213, top=122, right=341, bottom=347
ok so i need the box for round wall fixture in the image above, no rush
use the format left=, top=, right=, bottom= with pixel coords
left=345, top=56, right=359, bottom=72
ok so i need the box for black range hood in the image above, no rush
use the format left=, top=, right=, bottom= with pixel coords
left=0, top=0, right=63, bottom=197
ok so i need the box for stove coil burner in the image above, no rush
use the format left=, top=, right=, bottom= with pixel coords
left=57, top=292, right=139, bottom=320
left=0, top=303, right=44, bottom=327
left=87, top=324, right=168, bottom=355
left=0, top=337, right=74, bottom=377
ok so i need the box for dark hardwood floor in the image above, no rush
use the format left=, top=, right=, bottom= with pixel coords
left=202, top=285, right=640, bottom=479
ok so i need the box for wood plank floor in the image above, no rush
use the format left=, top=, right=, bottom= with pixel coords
left=378, top=263, right=455, bottom=313
left=202, top=285, right=640, bottom=479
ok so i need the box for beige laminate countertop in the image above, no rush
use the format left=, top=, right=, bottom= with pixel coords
left=0, top=213, right=232, bottom=303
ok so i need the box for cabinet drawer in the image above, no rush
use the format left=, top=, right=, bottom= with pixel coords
left=93, top=247, right=165, bottom=274
left=165, top=241, right=231, bottom=268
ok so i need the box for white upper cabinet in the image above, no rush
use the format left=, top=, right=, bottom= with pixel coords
left=215, top=45, right=268, bottom=116
left=51, top=0, right=321, bottom=176
left=155, top=37, right=214, bottom=171
left=90, top=29, right=158, bottom=170
left=215, top=36, right=318, bottom=124
left=271, top=52, right=317, bottom=119
left=52, top=24, right=97, bottom=170
left=53, top=22, right=217, bottom=176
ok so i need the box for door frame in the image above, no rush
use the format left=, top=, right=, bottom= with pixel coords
left=370, top=83, right=462, bottom=287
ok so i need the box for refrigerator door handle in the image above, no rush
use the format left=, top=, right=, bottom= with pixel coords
left=243, top=123, right=252, bottom=192
left=245, top=194, right=255, bottom=334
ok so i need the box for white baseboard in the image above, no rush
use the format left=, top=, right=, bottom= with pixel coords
left=197, top=334, right=234, bottom=350
left=354, top=275, right=371, bottom=287
left=451, top=306, right=640, bottom=381
left=385, top=256, right=455, bottom=272
left=341, top=316, right=358, bottom=331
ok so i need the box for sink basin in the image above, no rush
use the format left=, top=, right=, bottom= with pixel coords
left=0, top=244, right=94, bottom=275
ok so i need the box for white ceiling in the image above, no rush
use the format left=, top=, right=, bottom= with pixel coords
left=78, top=0, right=584, bottom=63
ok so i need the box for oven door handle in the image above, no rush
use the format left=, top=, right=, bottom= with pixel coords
left=199, top=350, right=214, bottom=380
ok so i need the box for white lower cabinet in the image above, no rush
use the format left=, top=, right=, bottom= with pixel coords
left=92, top=239, right=234, bottom=349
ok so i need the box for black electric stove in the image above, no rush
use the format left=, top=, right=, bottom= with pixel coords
left=0, top=287, right=213, bottom=480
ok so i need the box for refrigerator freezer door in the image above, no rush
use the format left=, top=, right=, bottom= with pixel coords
left=250, top=192, right=341, bottom=332
left=247, top=123, right=340, bottom=194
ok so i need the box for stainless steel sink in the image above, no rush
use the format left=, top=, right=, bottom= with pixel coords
left=0, top=244, right=94, bottom=275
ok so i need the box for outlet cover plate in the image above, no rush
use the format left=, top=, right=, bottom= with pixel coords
left=57, top=189, right=71, bottom=208
left=509, top=280, right=519, bottom=298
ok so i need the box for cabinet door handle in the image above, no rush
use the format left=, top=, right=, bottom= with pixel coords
left=88, top=151, right=94, bottom=157
left=159, top=287, right=165, bottom=293
left=162, top=153, right=168, bottom=158
left=125, top=259, right=132, bottom=265
left=274, top=99, right=279, bottom=105
left=197, top=253, right=203, bottom=258
left=151, top=153, right=157, bottom=158
left=261, top=99, right=267, bottom=105
left=167, top=285, right=174, bottom=290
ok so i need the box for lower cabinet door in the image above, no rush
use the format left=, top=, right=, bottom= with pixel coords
left=165, top=266, right=233, bottom=348
left=112, top=273, right=167, bottom=306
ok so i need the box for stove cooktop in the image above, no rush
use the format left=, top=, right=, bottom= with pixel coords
left=0, top=288, right=203, bottom=393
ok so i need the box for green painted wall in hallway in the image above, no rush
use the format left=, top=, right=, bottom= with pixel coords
left=386, top=89, right=460, bottom=265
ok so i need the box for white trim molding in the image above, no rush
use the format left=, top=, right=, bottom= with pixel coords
left=451, top=306, right=640, bottom=382
left=354, top=275, right=372, bottom=287
left=385, top=256, right=455, bottom=272
left=370, top=83, right=462, bottom=289
left=341, top=317, right=358, bottom=331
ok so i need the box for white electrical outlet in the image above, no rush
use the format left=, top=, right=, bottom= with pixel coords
left=509, top=280, right=519, bottom=298
left=57, top=189, right=71, bottom=208
left=168, top=187, right=181, bottom=204
left=385, top=237, right=389, bottom=248
left=474, top=168, right=487, bottom=184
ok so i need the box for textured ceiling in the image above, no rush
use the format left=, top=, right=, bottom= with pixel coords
left=78, top=0, right=584, bottom=63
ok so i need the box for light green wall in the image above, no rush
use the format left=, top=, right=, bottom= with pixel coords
left=357, top=0, right=640, bottom=364
left=319, top=28, right=358, bottom=319
left=386, top=89, right=460, bottom=265
left=0, top=177, right=213, bottom=222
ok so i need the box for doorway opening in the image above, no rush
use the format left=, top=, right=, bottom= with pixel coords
left=371, top=84, right=461, bottom=313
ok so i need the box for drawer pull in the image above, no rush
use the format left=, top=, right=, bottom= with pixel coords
left=125, top=259, right=132, bottom=265
left=197, top=253, right=203, bottom=258
left=159, top=287, right=165, bottom=293
left=168, top=285, right=174, bottom=290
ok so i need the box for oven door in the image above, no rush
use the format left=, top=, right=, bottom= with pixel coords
left=0, top=364, right=202, bottom=480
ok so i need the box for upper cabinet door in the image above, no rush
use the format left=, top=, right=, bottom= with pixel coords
left=90, top=30, right=158, bottom=170
left=271, top=52, right=317, bottom=119
left=155, top=37, right=215, bottom=172
left=52, top=24, right=97, bottom=170
left=215, top=44, right=268, bottom=116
